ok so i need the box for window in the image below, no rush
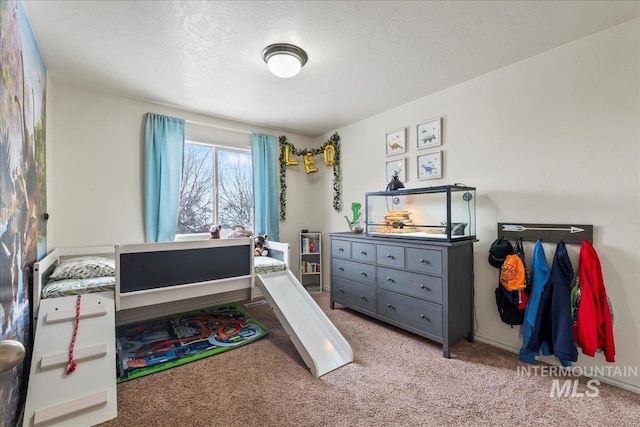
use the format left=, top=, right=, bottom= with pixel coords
left=177, top=142, right=253, bottom=236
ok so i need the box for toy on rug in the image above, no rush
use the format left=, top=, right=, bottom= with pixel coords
left=254, top=234, right=269, bottom=256
left=209, top=225, right=221, bottom=239
left=226, top=225, right=253, bottom=239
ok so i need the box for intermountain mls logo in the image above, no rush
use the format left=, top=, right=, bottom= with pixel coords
left=550, top=377, right=600, bottom=398
left=517, top=365, right=638, bottom=398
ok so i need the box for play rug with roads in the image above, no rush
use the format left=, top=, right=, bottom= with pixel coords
left=115, top=303, right=269, bottom=382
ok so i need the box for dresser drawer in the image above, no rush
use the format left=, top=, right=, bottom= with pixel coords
left=331, top=277, right=376, bottom=314
left=377, top=267, right=443, bottom=303
left=332, top=239, right=351, bottom=259
left=406, top=247, right=442, bottom=275
left=376, top=244, right=405, bottom=268
left=351, top=242, right=375, bottom=263
left=332, top=258, right=376, bottom=284
left=377, top=289, right=443, bottom=338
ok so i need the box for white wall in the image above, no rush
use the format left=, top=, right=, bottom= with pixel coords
left=48, top=84, right=314, bottom=276
left=314, top=20, right=640, bottom=391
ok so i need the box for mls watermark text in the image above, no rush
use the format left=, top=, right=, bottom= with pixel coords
left=516, top=365, right=638, bottom=398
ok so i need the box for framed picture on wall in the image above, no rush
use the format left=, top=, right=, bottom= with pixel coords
left=417, top=151, right=442, bottom=180
left=385, top=157, right=406, bottom=183
left=386, top=128, right=406, bottom=156
left=417, top=117, right=442, bottom=150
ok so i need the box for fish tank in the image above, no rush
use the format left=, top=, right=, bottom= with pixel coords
left=365, top=185, right=476, bottom=242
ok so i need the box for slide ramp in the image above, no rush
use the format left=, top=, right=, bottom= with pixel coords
left=256, top=270, right=353, bottom=378
left=23, top=291, right=117, bottom=427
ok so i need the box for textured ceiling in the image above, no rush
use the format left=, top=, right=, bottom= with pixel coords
left=23, top=1, right=640, bottom=137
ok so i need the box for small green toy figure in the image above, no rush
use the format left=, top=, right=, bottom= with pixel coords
left=344, top=202, right=363, bottom=232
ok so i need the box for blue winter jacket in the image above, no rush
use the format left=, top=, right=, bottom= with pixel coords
left=519, top=240, right=550, bottom=364
left=527, top=240, right=578, bottom=367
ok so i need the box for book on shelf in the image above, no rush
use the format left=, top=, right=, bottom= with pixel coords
left=301, top=237, right=320, bottom=254
left=302, top=261, right=321, bottom=273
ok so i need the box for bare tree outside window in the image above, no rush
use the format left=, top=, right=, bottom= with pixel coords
left=177, top=143, right=253, bottom=235
left=177, top=144, right=214, bottom=234
left=218, top=150, right=253, bottom=231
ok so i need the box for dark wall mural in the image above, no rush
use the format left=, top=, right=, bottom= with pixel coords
left=1, top=0, right=47, bottom=425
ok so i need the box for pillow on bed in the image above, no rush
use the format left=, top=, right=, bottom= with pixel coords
left=49, top=256, right=115, bottom=280
left=41, top=276, right=116, bottom=299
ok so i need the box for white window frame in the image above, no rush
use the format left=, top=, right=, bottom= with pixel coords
left=175, top=140, right=252, bottom=241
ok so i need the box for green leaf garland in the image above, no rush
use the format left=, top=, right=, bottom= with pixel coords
left=279, top=133, right=341, bottom=220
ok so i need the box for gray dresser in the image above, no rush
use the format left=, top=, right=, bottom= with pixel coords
left=329, top=232, right=474, bottom=358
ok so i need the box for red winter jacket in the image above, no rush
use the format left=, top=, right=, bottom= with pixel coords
left=574, top=240, right=615, bottom=362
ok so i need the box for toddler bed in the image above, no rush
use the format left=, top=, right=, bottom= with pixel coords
left=33, top=239, right=290, bottom=323
left=27, top=238, right=290, bottom=426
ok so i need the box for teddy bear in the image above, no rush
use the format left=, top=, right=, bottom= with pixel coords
left=209, top=225, right=221, bottom=239
left=254, top=234, right=269, bottom=256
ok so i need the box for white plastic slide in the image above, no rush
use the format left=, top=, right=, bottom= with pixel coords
left=256, top=270, right=353, bottom=378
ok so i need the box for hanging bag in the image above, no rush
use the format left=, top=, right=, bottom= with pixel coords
left=513, top=238, right=530, bottom=289
left=495, top=286, right=525, bottom=326
left=495, top=238, right=530, bottom=326
left=512, top=238, right=531, bottom=309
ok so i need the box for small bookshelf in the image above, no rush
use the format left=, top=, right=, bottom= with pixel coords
left=299, top=232, right=322, bottom=293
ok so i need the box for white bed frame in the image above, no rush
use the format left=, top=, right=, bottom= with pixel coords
left=27, top=238, right=290, bottom=426
left=32, top=245, right=115, bottom=326
left=32, top=239, right=290, bottom=324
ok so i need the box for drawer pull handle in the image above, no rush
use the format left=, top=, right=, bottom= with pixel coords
left=386, top=254, right=394, bottom=259
left=360, top=271, right=367, bottom=276
left=387, top=304, right=395, bottom=310
left=387, top=277, right=394, bottom=283
left=338, top=248, right=344, bottom=252
left=420, top=284, right=430, bottom=291
left=360, top=295, right=367, bottom=301
left=420, top=314, right=430, bottom=322
left=338, top=288, right=344, bottom=293
left=419, top=258, right=430, bottom=264
left=360, top=251, right=367, bottom=255
left=338, top=267, right=344, bottom=271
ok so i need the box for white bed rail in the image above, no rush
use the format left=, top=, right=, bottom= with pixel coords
left=32, top=245, right=115, bottom=327
left=265, top=240, right=290, bottom=267
left=115, top=238, right=254, bottom=311
left=33, top=240, right=290, bottom=324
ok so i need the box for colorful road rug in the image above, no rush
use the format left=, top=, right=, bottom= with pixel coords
left=115, top=303, right=269, bottom=382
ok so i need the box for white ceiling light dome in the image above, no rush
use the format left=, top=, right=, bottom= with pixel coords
left=262, top=43, right=308, bottom=78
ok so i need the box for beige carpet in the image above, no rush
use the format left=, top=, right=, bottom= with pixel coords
left=98, top=292, right=640, bottom=427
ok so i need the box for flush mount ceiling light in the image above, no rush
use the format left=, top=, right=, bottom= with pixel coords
left=262, top=43, right=308, bottom=78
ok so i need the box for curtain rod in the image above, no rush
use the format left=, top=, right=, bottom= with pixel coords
left=185, top=119, right=252, bottom=135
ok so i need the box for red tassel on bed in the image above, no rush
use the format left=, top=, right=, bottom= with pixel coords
left=66, top=295, right=82, bottom=375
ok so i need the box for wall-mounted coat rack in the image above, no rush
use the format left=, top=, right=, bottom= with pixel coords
left=497, top=223, right=593, bottom=245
